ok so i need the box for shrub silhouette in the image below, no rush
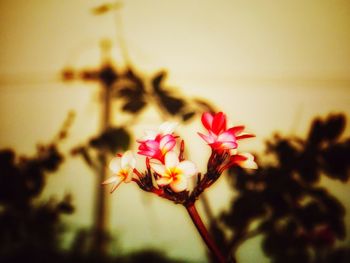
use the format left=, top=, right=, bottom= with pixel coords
left=210, top=113, right=350, bottom=263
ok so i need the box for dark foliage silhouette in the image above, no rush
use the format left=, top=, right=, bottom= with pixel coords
left=209, top=113, right=350, bottom=263
left=0, top=114, right=75, bottom=263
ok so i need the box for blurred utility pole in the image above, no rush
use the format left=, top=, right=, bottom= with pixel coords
left=62, top=40, right=117, bottom=255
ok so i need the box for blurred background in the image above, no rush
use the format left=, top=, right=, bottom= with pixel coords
left=0, top=0, right=349, bottom=262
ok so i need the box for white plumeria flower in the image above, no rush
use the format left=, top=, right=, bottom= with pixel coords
left=150, top=151, right=197, bottom=192
left=139, top=121, right=178, bottom=141
left=102, top=151, right=136, bottom=193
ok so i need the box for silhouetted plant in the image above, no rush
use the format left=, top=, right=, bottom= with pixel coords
left=70, top=65, right=215, bottom=169
left=210, top=113, right=350, bottom=263
left=0, top=113, right=75, bottom=263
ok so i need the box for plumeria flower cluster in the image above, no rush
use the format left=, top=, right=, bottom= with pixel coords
left=103, top=111, right=257, bottom=263
left=103, top=112, right=257, bottom=204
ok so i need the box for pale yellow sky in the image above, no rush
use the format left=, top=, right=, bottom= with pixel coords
left=1, top=1, right=350, bottom=262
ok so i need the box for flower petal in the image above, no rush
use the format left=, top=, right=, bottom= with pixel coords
left=159, top=121, right=178, bottom=134
left=110, top=178, right=124, bottom=193
left=109, top=157, right=121, bottom=173
left=121, top=150, right=136, bottom=169
left=160, top=135, right=176, bottom=152
left=234, top=153, right=258, bottom=169
left=156, top=177, right=172, bottom=186
left=144, top=140, right=160, bottom=150
left=178, top=160, right=197, bottom=177
left=227, top=126, right=245, bottom=136
left=201, top=112, right=214, bottom=130
left=137, top=129, right=158, bottom=141
left=164, top=151, right=179, bottom=168
left=236, top=133, right=255, bottom=140
left=212, top=112, right=226, bottom=134
left=102, top=175, right=119, bottom=185
left=124, top=168, right=134, bottom=183
left=150, top=161, right=167, bottom=176
left=198, top=132, right=216, bottom=144
left=217, top=130, right=236, bottom=142
left=170, top=176, right=188, bottom=192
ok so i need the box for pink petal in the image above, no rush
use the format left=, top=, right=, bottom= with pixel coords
left=162, top=140, right=176, bottom=153
left=145, top=140, right=160, bottom=150
left=227, top=126, right=245, bottom=136
left=221, top=141, right=238, bottom=149
left=201, top=112, right=214, bottom=130
left=212, top=112, right=226, bottom=134
left=230, top=154, right=248, bottom=162
left=210, top=141, right=237, bottom=151
left=160, top=135, right=176, bottom=152
left=236, top=133, right=255, bottom=140
left=198, top=132, right=216, bottom=144
left=164, top=151, right=179, bottom=168
left=138, top=149, right=157, bottom=157
left=177, top=161, right=197, bottom=177
left=170, top=176, right=188, bottom=192
left=217, top=130, right=236, bottom=142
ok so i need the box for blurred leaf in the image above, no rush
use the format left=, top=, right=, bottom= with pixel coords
left=89, top=127, right=130, bottom=153
left=182, top=111, right=196, bottom=122
left=122, top=99, right=146, bottom=113
left=324, top=114, right=346, bottom=142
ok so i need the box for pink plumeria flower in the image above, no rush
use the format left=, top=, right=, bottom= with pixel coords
left=230, top=150, right=258, bottom=169
left=137, top=134, right=176, bottom=162
left=150, top=151, right=197, bottom=192
left=201, top=112, right=227, bottom=135
left=102, top=151, right=136, bottom=193
left=137, top=122, right=178, bottom=162
left=198, top=112, right=255, bottom=152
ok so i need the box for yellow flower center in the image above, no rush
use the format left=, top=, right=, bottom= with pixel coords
left=117, top=169, right=129, bottom=180
left=166, top=167, right=181, bottom=180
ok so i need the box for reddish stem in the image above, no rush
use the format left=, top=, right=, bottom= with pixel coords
left=185, top=203, right=227, bottom=263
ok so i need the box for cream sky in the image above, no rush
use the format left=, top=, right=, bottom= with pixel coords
left=1, top=1, right=350, bottom=262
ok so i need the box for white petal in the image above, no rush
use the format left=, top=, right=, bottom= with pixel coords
left=143, top=130, right=158, bottom=140
left=123, top=168, right=134, bottom=183
left=110, top=178, right=124, bottom=193
left=170, top=177, right=188, bottom=192
left=109, top=157, right=121, bottom=173
left=156, top=177, right=172, bottom=186
left=165, top=151, right=179, bottom=168
left=177, top=161, right=197, bottom=177
left=121, top=150, right=136, bottom=169
left=241, top=161, right=258, bottom=169
left=159, top=121, right=178, bottom=134
left=150, top=161, right=167, bottom=176
left=238, top=153, right=258, bottom=169
left=102, top=175, right=119, bottom=185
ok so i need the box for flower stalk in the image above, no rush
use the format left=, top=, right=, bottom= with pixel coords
left=185, top=203, right=227, bottom=263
